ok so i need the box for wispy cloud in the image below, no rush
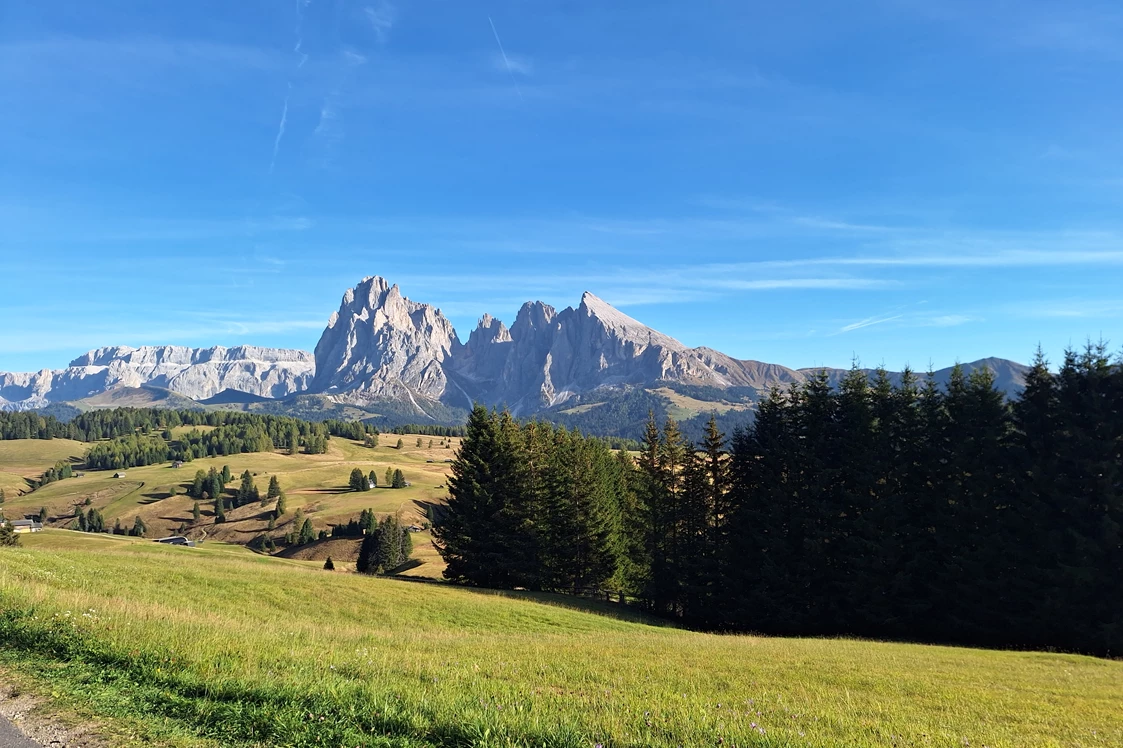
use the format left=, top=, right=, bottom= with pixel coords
left=835, top=309, right=979, bottom=335
left=713, top=278, right=892, bottom=291
left=364, top=2, right=396, bottom=43
left=1011, top=299, right=1123, bottom=319
left=310, top=49, right=367, bottom=166
left=928, top=314, right=976, bottom=327
left=839, top=314, right=904, bottom=333
left=493, top=52, right=533, bottom=77
left=892, top=0, right=1123, bottom=61
left=0, top=318, right=327, bottom=359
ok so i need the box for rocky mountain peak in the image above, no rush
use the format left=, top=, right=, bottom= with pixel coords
left=311, top=276, right=461, bottom=409
left=0, top=276, right=1030, bottom=419
left=574, top=292, right=685, bottom=352
left=511, top=300, right=557, bottom=337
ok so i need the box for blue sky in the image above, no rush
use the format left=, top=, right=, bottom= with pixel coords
left=2, top=0, right=1122, bottom=373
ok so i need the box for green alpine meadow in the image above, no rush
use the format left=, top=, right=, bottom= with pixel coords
left=2, top=531, right=1120, bottom=748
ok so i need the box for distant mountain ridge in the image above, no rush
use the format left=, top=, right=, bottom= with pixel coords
left=0, top=345, right=313, bottom=411
left=0, top=276, right=1029, bottom=425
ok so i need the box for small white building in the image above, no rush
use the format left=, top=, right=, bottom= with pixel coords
left=113, top=471, right=127, bottom=478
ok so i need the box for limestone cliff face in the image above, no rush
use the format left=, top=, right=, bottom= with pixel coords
left=310, top=276, right=461, bottom=412
left=0, top=276, right=1030, bottom=416
left=0, top=346, right=314, bottom=410
left=309, top=280, right=1030, bottom=415
left=451, top=292, right=803, bottom=412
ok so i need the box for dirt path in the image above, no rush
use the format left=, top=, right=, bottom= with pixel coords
left=0, top=685, right=106, bottom=748
left=0, top=713, right=38, bottom=748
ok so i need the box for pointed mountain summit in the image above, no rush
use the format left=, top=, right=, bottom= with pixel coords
left=311, top=276, right=462, bottom=411
left=0, top=275, right=1029, bottom=420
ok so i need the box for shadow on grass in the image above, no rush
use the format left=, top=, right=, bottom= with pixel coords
left=378, top=575, right=673, bottom=628
left=467, top=588, right=675, bottom=627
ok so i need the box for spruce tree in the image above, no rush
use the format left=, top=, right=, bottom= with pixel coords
left=377, top=515, right=404, bottom=571
left=130, top=515, right=147, bottom=537
left=267, top=475, right=281, bottom=499
left=0, top=488, right=5, bottom=504
left=298, top=518, right=315, bottom=545
left=207, top=469, right=223, bottom=509
left=275, top=493, right=287, bottom=516
left=38, top=506, right=48, bottom=524
left=391, top=469, right=406, bottom=488
left=436, top=405, right=535, bottom=588
left=396, top=438, right=404, bottom=450
left=214, top=497, right=226, bottom=523
left=356, top=534, right=378, bottom=574
left=349, top=468, right=368, bottom=492
left=324, top=556, right=335, bottom=571
left=385, top=467, right=394, bottom=487
left=235, top=470, right=255, bottom=506
left=191, top=470, right=206, bottom=499
left=192, top=501, right=201, bottom=522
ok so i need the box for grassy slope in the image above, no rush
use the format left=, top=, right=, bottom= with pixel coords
left=647, top=387, right=752, bottom=420
left=0, top=435, right=457, bottom=578
left=0, top=532, right=1120, bottom=748
left=0, top=439, right=86, bottom=499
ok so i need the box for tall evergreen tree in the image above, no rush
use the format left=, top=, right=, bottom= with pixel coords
left=349, top=468, right=369, bottom=492
left=130, top=515, right=147, bottom=537
left=236, top=470, right=257, bottom=506
left=436, top=406, right=534, bottom=587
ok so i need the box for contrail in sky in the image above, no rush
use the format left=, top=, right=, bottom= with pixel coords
left=269, top=87, right=290, bottom=174
left=488, top=15, right=523, bottom=101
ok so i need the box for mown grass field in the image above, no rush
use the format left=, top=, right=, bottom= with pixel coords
left=0, top=435, right=458, bottom=577
left=1, top=531, right=1120, bottom=748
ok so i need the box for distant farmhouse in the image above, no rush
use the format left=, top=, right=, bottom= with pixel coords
left=11, top=519, right=43, bottom=534
left=113, top=471, right=127, bottom=478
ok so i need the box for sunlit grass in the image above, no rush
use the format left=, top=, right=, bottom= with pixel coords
left=1, top=531, right=1119, bottom=747
left=0, top=436, right=456, bottom=573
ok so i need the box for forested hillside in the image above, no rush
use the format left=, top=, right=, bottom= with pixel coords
left=437, top=346, right=1123, bottom=655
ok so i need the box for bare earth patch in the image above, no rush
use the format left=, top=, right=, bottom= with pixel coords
left=0, top=681, right=107, bottom=748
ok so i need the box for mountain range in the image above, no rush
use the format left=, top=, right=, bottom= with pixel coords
left=0, top=276, right=1029, bottom=434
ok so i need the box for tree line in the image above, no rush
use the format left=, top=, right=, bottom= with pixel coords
left=437, top=347, right=1123, bottom=656
left=1, top=407, right=355, bottom=449
left=82, top=419, right=336, bottom=470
